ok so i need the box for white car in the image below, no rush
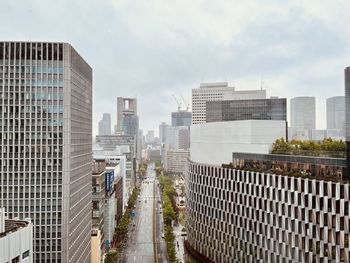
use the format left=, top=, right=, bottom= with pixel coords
left=161, top=233, right=165, bottom=238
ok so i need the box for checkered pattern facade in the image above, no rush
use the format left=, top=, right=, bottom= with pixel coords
left=186, top=161, right=350, bottom=263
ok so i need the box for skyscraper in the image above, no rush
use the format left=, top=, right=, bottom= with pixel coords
left=171, top=110, right=192, bottom=126
left=159, top=122, right=168, bottom=143
left=326, top=96, right=345, bottom=137
left=98, top=113, right=111, bottom=135
left=290, top=96, right=316, bottom=138
left=192, top=82, right=266, bottom=124
left=116, top=97, right=137, bottom=132
left=0, top=42, right=92, bottom=262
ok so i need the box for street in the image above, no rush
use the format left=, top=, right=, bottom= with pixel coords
left=123, top=163, right=167, bottom=263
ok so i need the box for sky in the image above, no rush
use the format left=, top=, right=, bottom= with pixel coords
left=1, top=0, right=350, bottom=136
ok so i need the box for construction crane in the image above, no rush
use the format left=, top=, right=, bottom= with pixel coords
left=180, top=95, right=190, bottom=111
left=172, top=94, right=182, bottom=111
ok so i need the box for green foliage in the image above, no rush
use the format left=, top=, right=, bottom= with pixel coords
left=127, top=187, right=140, bottom=209
left=164, top=225, right=177, bottom=262
left=104, top=251, right=118, bottom=263
left=163, top=194, right=176, bottom=225
left=159, top=175, right=179, bottom=262
left=272, top=137, right=345, bottom=157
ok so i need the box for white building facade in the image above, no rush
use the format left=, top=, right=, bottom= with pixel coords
left=192, top=82, right=266, bottom=124
left=186, top=161, right=350, bottom=263
left=190, top=120, right=287, bottom=165
left=0, top=208, right=33, bottom=263
left=290, top=96, right=316, bottom=139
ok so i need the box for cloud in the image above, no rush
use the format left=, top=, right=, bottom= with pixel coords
left=1, top=0, right=350, bottom=134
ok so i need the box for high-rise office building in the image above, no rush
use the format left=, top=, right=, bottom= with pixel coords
left=159, top=122, right=168, bottom=143
left=0, top=42, right=92, bottom=262
left=116, top=97, right=137, bottom=132
left=192, top=82, right=266, bottom=124
left=290, top=96, right=316, bottom=138
left=121, top=114, right=139, bottom=137
left=145, top=130, right=155, bottom=143
left=206, top=98, right=287, bottom=123
left=171, top=110, right=192, bottom=126
left=327, top=96, right=345, bottom=137
left=165, top=126, right=189, bottom=150
left=98, top=113, right=111, bottom=136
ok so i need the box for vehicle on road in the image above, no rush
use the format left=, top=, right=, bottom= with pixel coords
left=161, top=233, right=165, bottom=238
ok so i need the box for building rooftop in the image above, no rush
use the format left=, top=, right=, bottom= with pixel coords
left=199, top=82, right=231, bottom=88
left=0, top=219, right=30, bottom=238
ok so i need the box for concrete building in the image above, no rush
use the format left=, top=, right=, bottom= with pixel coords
left=116, top=97, right=137, bottom=132
left=0, top=41, right=92, bottom=262
left=206, top=98, right=286, bottom=123
left=186, top=160, right=350, bottom=263
left=164, top=150, right=190, bottom=175
left=145, top=130, right=155, bottom=143
left=165, top=126, right=190, bottom=150
left=171, top=110, right=192, bottom=126
left=290, top=96, right=316, bottom=138
left=121, top=114, right=139, bottom=137
left=159, top=122, right=169, bottom=143
left=190, top=120, right=287, bottom=165
left=98, top=113, right=111, bottom=136
left=192, top=82, right=266, bottom=124
left=327, top=96, right=345, bottom=137
left=95, top=135, right=136, bottom=190
left=91, top=230, right=102, bottom=263
left=0, top=208, right=33, bottom=263
left=91, top=161, right=106, bottom=262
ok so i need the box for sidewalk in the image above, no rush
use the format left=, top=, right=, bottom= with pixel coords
left=173, top=223, right=185, bottom=263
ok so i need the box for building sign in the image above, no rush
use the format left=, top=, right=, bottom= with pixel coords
left=105, top=170, right=114, bottom=192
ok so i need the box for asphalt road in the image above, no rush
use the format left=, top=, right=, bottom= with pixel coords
left=123, top=163, right=167, bottom=263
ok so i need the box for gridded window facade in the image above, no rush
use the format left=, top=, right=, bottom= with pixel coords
left=186, top=161, right=350, bottom=263
left=0, top=42, right=92, bottom=263
left=206, top=98, right=287, bottom=123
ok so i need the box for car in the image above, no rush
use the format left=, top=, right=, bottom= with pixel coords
left=161, top=233, right=165, bottom=238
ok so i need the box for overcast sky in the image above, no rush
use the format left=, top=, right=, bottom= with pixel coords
left=1, top=0, right=350, bottom=136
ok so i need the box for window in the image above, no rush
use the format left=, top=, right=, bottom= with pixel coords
left=22, top=250, right=30, bottom=259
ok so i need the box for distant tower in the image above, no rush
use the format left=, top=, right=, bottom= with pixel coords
left=327, top=96, right=345, bottom=137
left=290, top=97, right=316, bottom=138
left=116, top=97, right=137, bottom=132
left=98, top=113, right=111, bottom=135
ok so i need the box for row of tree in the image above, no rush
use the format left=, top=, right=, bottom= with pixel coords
left=272, top=138, right=345, bottom=156
left=105, top=187, right=140, bottom=263
left=159, top=175, right=178, bottom=262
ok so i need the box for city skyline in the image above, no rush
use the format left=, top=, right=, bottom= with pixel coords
left=1, top=1, right=350, bottom=134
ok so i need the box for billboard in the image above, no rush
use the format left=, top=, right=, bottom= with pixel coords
left=105, top=170, right=114, bottom=192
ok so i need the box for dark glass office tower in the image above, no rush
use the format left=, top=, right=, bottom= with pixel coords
left=206, top=98, right=287, bottom=122
left=345, top=67, right=350, bottom=180
left=0, top=42, right=92, bottom=262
